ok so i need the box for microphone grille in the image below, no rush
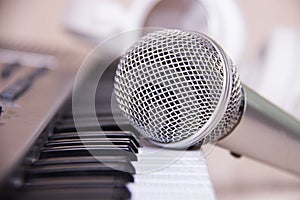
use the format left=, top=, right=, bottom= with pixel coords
left=114, top=29, right=244, bottom=148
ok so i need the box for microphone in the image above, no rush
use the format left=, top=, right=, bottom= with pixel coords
left=114, top=29, right=300, bottom=175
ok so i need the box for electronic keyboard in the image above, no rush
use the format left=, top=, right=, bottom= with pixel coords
left=0, top=44, right=215, bottom=200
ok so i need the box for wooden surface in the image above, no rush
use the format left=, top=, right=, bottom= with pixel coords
left=0, top=0, right=299, bottom=199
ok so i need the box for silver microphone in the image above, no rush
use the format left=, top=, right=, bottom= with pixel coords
left=114, top=29, right=300, bottom=175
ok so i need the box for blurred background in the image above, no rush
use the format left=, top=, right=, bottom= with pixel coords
left=0, top=0, right=300, bottom=199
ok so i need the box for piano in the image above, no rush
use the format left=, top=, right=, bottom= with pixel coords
left=0, top=43, right=215, bottom=200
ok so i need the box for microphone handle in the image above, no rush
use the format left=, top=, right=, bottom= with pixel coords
left=218, top=85, right=300, bottom=176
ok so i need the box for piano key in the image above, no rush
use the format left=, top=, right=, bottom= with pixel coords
left=33, top=156, right=132, bottom=166
left=18, top=186, right=131, bottom=200
left=53, top=120, right=131, bottom=133
left=49, top=131, right=140, bottom=147
left=59, top=103, right=122, bottom=119
left=26, top=162, right=134, bottom=182
left=24, top=176, right=128, bottom=189
left=61, top=107, right=111, bottom=118
left=39, top=145, right=137, bottom=161
left=45, top=138, right=138, bottom=153
left=128, top=140, right=216, bottom=200
left=22, top=176, right=131, bottom=199
left=52, top=111, right=133, bottom=132
left=32, top=156, right=135, bottom=175
left=57, top=116, right=126, bottom=125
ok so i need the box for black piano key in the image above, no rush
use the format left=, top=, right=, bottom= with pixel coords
left=61, top=105, right=120, bottom=119
left=21, top=177, right=131, bottom=200
left=52, top=111, right=134, bottom=132
left=32, top=156, right=135, bottom=174
left=53, top=121, right=131, bottom=133
left=49, top=131, right=140, bottom=147
left=39, top=145, right=137, bottom=161
left=24, top=176, right=128, bottom=189
left=18, top=186, right=131, bottom=200
left=45, top=139, right=138, bottom=153
left=33, top=156, right=132, bottom=166
left=45, top=138, right=138, bottom=153
left=32, top=156, right=136, bottom=179
left=26, top=163, right=134, bottom=182
left=57, top=116, right=126, bottom=125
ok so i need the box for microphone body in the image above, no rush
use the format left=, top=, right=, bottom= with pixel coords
left=218, top=85, right=300, bottom=175
left=114, top=29, right=300, bottom=176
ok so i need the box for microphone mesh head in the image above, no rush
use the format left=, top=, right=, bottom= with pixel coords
left=114, top=29, right=244, bottom=148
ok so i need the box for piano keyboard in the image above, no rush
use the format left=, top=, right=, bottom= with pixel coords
left=0, top=44, right=215, bottom=200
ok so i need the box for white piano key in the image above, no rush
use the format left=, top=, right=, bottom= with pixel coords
left=129, top=139, right=216, bottom=200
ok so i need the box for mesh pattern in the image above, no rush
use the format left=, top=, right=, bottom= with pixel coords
left=114, top=29, right=243, bottom=145
left=202, top=58, right=244, bottom=144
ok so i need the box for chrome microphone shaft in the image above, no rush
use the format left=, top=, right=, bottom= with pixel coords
left=218, top=85, right=300, bottom=176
